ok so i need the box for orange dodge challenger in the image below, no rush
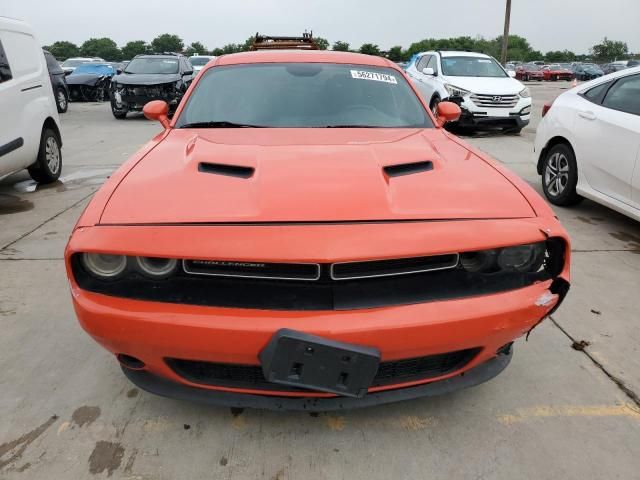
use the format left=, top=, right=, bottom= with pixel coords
left=65, top=51, right=570, bottom=410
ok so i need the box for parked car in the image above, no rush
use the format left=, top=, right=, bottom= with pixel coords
left=572, top=64, right=604, bottom=81
left=60, top=56, right=104, bottom=75
left=406, top=50, right=531, bottom=133
left=0, top=17, right=63, bottom=183
left=534, top=66, right=640, bottom=221
left=515, top=64, right=544, bottom=81
left=65, top=50, right=570, bottom=410
left=542, top=64, right=572, bottom=81
left=602, top=63, right=628, bottom=75
left=188, top=55, right=215, bottom=74
left=43, top=49, right=69, bottom=113
left=67, top=63, right=117, bottom=101
left=109, top=53, right=194, bottom=119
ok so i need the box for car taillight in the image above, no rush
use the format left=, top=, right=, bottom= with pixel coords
left=542, top=102, right=553, bottom=117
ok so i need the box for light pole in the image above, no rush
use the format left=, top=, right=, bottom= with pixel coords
left=500, top=0, right=511, bottom=64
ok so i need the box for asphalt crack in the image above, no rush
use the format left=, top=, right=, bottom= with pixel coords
left=550, top=315, right=640, bottom=408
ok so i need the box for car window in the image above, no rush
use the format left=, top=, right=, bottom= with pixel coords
left=441, top=56, right=507, bottom=77
left=602, top=74, right=640, bottom=116
left=582, top=81, right=613, bottom=104
left=416, top=55, right=430, bottom=72
left=176, top=63, right=433, bottom=129
left=124, top=57, right=179, bottom=74
left=44, top=52, right=63, bottom=74
left=426, top=55, right=438, bottom=72
left=0, top=39, right=12, bottom=83
left=190, top=57, right=210, bottom=66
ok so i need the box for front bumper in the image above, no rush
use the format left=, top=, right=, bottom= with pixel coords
left=112, top=84, right=181, bottom=112
left=122, top=348, right=513, bottom=411
left=446, top=95, right=531, bottom=130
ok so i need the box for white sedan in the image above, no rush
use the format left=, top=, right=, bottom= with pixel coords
left=534, top=67, right=640, bottom=221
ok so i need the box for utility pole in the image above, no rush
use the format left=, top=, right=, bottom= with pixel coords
left=500, top=0, right=511, bottom=64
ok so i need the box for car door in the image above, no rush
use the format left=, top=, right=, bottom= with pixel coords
left=0, top=34, right=25, bottom=177
left=409, top=55, right=436, bottom=102
left=574, top=74, right=640, bottom=206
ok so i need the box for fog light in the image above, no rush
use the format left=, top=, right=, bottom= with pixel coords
left=82, top=253, right=127, bottom=279
left=135, top=257, right=178, bottom=278
left=117, top=354, right=145, bottom=370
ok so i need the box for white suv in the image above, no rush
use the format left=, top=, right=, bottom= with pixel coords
left=0, top=16, right=63, bottom=183
left=406, top=51, right=532, bottom=132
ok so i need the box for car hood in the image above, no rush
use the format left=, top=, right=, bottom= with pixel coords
left=442, top=76, right=525, bottom=94
left=100, top=129, right=535, bottom=224
left=66, top=73, right=104, bottom=86
left=112, top=73, right=181, bottom=85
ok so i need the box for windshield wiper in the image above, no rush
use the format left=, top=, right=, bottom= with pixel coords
left=179, top=121, right=264, bottom=128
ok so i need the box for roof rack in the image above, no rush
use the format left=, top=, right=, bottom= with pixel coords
left=251, top=31, right=318, bottom=51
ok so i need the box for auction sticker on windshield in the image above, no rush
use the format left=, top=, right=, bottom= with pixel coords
left=350, top=70, right=398, bottom=84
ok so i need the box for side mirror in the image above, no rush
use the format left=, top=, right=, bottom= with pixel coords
left=143, top=100, right=170, bottom=129
left=435, top=101, right=461, bottom=127
left=184, top=70, right=193, bottom=76
left=116, top=68, right=123, bottom=74
left=422, top=67, right=436, bottom=76
left=508, top=70, right=516, bottom=78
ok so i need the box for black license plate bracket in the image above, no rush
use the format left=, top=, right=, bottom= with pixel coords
left=259, top=329, right=380, bottom=398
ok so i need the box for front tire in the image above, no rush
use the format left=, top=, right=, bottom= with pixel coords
left=541, top=143, right=582, bottom=206
left=28, top=128, right=62, bottom=184
left=56, top=88, right=68, bottom=113
left=111, top=100, right=127, bottom=119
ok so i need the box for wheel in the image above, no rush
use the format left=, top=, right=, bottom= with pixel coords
left=56, top=88, right=68, bottom=113
left=429, top=96, right=440, bottom=115
left=541, top=143, right=582, bottom=206
left=28, top=128, right=62, bottom=183
left=111, top=100, right=127, bottom=119
left=523, top=74, right=529, bottom=81
left=552, top=75, right=558, bottom=81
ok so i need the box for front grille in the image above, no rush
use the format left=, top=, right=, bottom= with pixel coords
left=470, top=93, right=519, bottom=108
left=71, top=239, right=566, bottom=310
left=183, top=259, right=320, bottom=281
left=331, top=254, right=458, bottom=280
left=166, top=348, right=481, bottom=391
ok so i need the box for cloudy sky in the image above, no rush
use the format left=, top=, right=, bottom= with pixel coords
left=3, top=0, right=639, bottom=54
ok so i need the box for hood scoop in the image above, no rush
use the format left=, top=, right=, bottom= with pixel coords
left=198, top=162, right=255, bottom=179
left=384, top=161, right=433, bottom=177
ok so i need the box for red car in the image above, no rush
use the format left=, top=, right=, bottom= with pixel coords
left=515, top=64, right=544, bottom=81
left=542, top=64, right=572, bottom=81
left=65, top=51, right=570, bottom=410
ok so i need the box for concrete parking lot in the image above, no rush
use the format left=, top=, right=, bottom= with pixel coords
left=1, top=82, right=639, bottom=479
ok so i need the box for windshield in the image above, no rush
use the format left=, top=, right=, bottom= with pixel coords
left=176, top=63, right=432, bottom=128
left=62, top=59, right=89, bottom=68
left=441, top=56, right=507, bottom=77
left=124, top=58, right=179, bottom=74
left=190, top=57, right=211, bottom=66
left=71, top=64, right=114, bottom=76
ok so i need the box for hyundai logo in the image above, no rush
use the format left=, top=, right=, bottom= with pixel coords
left=492, top=96, right=502, bottom=102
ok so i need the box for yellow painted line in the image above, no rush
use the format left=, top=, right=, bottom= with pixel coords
left=498, top=404, right=640, bottom=424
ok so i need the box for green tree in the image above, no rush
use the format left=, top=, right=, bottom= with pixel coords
left=314, top=37, right=329, bottom=50
left=332, top=41, right=350, bottom=52
left=359, top=43, right=381, bottom=56
left=591, top=37, right=628, bottom=62
left=121, top=40, right=148, bottom=60
left=44, top=41, right=79, bottom=60
left=544, top=50, right=576, bottom=62
left=151, top=33, right=184, bottom=53
left=387, top=46, right=405, bottom=62
left=211, top=43, right=244, bottom=56
left=80, top=38, right=121, bottom=60
left=184, top=41, right=207, bottom=56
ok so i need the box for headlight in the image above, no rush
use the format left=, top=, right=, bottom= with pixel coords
left=444, top=83, right=471, bottom=97
left=497, top=244, right=545, bottom=272
left=135, top=257, right=178, bottom=278
left=82, top=253, right=127, bottom=279
left=519, top=87, right=531, bottom=98
left=460, top=242, right=546, bottom=273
